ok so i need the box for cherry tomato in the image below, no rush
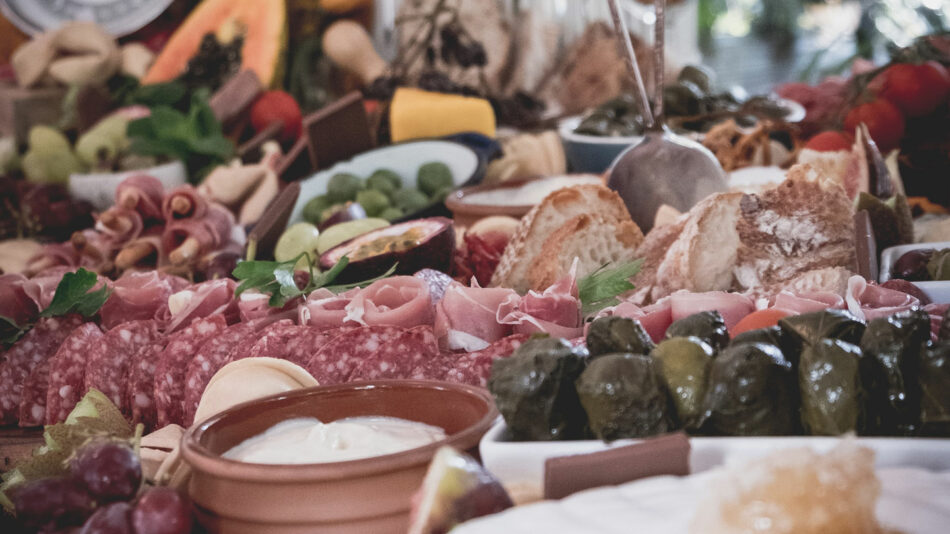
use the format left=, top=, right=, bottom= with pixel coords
left=877, top=61, right=950, bottom=118
left=804, top=130, right=853, bottom=152
left=843, top=98, right=905, bottom=153
left=730, top=309, right=792, bottom=335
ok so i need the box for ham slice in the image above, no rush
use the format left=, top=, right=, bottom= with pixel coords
left=497, top=274, right=583, bottom=340
left=771, top=291, right=846, bottom=314
left=845, top=275, right=919, bottom=321
left=100, top=271, right=189, bottom=330
left=345, top=276, right=433, bottom=328
left=115, top=175, right=165, bottom=223
left=95, top=207, right=145, bottom=247
left=162, top=185, right=208, bottom=221
left=298, top=288, right=361, bottom=330
left=596, top=298, right=673, bottom=343
left=669, top=291, right=755, bottom=331
left=163, top=278, right=239, bottom=332
left=0, top=274, right=40, bottom=327
left=161, top=204, right=235, bottom=264
left=435, top=283, right=516, bottom=351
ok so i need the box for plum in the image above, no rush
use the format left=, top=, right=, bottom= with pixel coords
left=407, top=447, right=513, bottom=534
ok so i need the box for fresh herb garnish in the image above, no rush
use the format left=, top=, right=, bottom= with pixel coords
left=233, top=254, right=397, bottom=307
left=39, top=268, right=111, bottom=319
left=127, top=89, right=234, bottom=182
left=0, top=315, right=28, bottom=346
left=578, top=259, right=644, bottom=318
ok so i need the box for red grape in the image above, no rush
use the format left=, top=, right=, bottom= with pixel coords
left=69, top=441, right=142, bottom=502
left=11, top=476, right=94, bottom=529
left=130, top=487, right=193, bottom=534
left=79, top=502, right=133, bottom=534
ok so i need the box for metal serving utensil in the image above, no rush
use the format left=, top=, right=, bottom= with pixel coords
left=605, top=0, right=728, bottom=232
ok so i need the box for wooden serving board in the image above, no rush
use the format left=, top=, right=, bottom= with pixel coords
left=0, top=428, right=44, bottom=473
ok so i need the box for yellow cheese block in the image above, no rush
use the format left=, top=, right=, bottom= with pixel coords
left=389, top=87, right=496, bottom=142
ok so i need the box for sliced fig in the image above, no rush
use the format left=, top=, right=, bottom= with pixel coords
left=408, top=447, right=513, bottom=534
left=318, top=201, right=367, bottom=232
left=320, top=217, right=455, bottom=282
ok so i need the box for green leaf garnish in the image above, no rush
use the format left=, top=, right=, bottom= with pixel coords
left=233, top=254, right=398, bottom=307
left=0, top=315, right=28, bottom=346
left=578, top=259, right=643, bottom=318
left=39, top=268, right=111, bottom=319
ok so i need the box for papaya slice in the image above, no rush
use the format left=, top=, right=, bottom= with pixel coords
left=143, top=0, right=287, bottom=88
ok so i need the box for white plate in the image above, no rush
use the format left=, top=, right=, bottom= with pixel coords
left=879, top=242, right=950, bottom=304
left=69, top=160, right=187, bottom=211
left=286, top=140, right=480, bottom=226
left=454, top=465, right=950, bottom=534
left=480, top=419, right=950, bottom=496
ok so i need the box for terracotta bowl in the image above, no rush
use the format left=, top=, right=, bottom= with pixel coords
left=181, top=380, right=498, bottom=534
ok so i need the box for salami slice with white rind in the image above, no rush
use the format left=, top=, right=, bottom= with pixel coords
left=154, top=315, right=227, bottom=428
left=127, top=335, right=171, bottom=432
left=0, top=315, right=84, bottom=425
left=443, top=334, right=531, bottom=387
left=305, top=326, right=407, bottom=385
left=349, top=325, right=440, bottom=381
left=44, top=323, right=105, bottom=425
left=84, top=320, right=162, bottom=418
left=246, top=321, right=329, bottom=369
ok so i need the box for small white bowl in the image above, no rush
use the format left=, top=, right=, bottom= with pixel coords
left=880, top=242, right=950, bottom=304
left=558, top=116, right=643, bottom=174
left=69, top=160, right=187, bottom=211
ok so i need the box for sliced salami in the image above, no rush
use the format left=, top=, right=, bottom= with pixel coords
left=443, top=334, right=531, bottom=387
left=0, top=315, right=84, bottom=425
left=246, top=321, right=329, bottom=368
left=46, top=323, right=105, bottom=425
left=350, top=325, right=440, bottom=381
left=127, top=335, right=171, bottom=432
left=305, top=326, right=407, bottom=385
left=154, top=315, right=227, bottom=428
left=84, top=320, right=162, bottom=417
left=19, top=360, right=50, bottom=426
left=181, top=322, right=259, bottom=427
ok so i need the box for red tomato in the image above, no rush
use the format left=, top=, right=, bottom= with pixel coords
left=804, top=130, right=853, bottom=152
left=843, top=98, right=905, bottom=153
left=730, top=308, right=792, bottom=335
left=878, top=61, right=950, bottom=118
left=250, top=91, right=303, bottom=144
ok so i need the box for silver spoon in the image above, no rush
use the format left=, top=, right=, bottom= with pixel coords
left=605, top=0, right=728, bottom=232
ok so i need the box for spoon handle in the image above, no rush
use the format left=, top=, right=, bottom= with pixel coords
left=606, top=0, right=655, bottom=129
left=653, top=0, right=666, bottom=126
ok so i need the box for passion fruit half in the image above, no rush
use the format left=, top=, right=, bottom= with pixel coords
left=319, top=217, right=455, bottom=281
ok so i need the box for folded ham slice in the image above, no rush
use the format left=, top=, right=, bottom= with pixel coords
left=345, top=276, right=433, bottom=328
left=435, top=283, right=517, bottom=352
left=0, top=274, right=40, bottom=327
left=845, top=275, right=920, bottom=321
left=100, top=271, right=189, bottom=330
left=596, top=298, right=673, bottom=343
left=669, top=291, right=755, bottom=331
left=298, top=288, right=360, bottom=330
left=771, top=291, right=846, bottom=314
left=163, top=278, right=239, bottom=332
left=497, top=274, right=583, bottom=340
left=115, top=174, right=165, bottom=223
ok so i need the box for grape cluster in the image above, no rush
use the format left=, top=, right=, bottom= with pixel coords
left=9, top=441, right=194, bottom=534
left=180, top=33, right=244, bottom=92
left=0, top=177, right=94, bottom=243
left=437, top=24, right=487, bottom=69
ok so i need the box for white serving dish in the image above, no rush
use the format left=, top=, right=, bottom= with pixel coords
left=879, top=241, right=950, bottom=304
left=69, top=159, right=187, bottom=211
left=286, top=140, right=481, bottom=226
left=480, top=419, right=950, bottom=495
left=455, top=464, right=950, bottom=534
left=558, top=116, right=643, bottom=175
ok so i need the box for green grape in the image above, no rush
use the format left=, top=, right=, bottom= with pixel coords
left=44, top=151, right=84, bottom=183
left=355, top=189, right=390, bottom=217
left=379, top=207, right=404, bottom=221
left=21, top=151, right=49, bottom=183
left=93, top=116, right=130, bottom=144
left=76, top=131, right=119, bottom=169
left=274, top=222, right=321, bottom=266
left=28, top=125, right=72, bottom=155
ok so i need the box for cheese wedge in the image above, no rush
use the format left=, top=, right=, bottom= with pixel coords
left=390, top=87, right=496, bottom=142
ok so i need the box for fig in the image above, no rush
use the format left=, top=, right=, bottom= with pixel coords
left=315, top=218, right=390, bottom=255
left=892, top=249, right=934, bottom=281
left=320, top=217, right=455, bottom=281
left=317, top=202, right=366, bottom=231
left=408, top=447, right=513, bottom=534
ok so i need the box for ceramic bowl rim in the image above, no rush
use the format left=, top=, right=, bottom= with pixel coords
left=181, top=380, right=498, bottom=482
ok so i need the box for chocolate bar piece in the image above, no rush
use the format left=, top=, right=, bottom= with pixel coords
left=304, top=91, right=374, bottom=172
left=543, top=433, right=690, bottom=500
left=210, top=70, right=263, bottom=128
left=246, top=182, right=300, bottom=261
left=853, top=209, right=879, bottom=281
left=275, top=137, right=313, bottom=181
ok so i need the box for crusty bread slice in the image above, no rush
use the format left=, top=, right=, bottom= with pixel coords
left=775, top=267, right=854, bottom=297
left=733, top=164, right=856, bottom=291
left=491, top=184, right=640, bottom=293
left=627, top=215, right=688, bottom=305
left=653, top=192, right=744, bottom=299
left=528, top=214, right=642, bottom=290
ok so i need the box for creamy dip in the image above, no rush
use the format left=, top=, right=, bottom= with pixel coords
left=461, top=175, right=603, bottom=206
left=222, top=416, right=446, bottom=464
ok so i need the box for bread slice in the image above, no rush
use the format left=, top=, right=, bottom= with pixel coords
left=627, top=215, right=688, bottom=305
left=774, top=267, right=854, bottom=297
left=653, top=192, right=744, bottom=299
left=528, top=214, right=642, bottom=290
left=733, top=164, right=856, bottom=291
left=491, top=184, right=641, bottom=292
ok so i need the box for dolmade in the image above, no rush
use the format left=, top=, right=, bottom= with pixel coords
left=586, top=316, right=655, bottom=357
left=729, top=326, right=799, bottom=365
left=859, top=308, right=930, bottom=435
left=575, top=353, right=676, bottom=441
left=665, top=311, right=729, bottom=352
left=799, top=339, right=867, bottom=436
left=650, top=336, right=714, bottom=427
left=489, top=337, right=588, bottom=441
left=920, top=341, right=950, bottom=437
left=698, top=342, right=798, bottom=436
left=779, top=309, right=866, bottom=347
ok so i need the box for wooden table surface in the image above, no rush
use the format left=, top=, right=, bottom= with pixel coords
left=0, top=428, right=44, bottom=473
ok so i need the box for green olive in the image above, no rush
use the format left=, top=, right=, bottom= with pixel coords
left=416, top=161, right=454, bottom=196
left=326, top=173, right=363, bottom=203
left=302, top=195, right=333, bottom=225
left=356, top=189, right=391, bottom=217
left=393, top=188, right=430, bottom=213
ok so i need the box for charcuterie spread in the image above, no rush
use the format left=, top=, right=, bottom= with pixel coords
left=1, top=2, right=950, bottom=533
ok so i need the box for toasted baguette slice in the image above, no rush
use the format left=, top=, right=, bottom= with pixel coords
left=491, top=184, right=639, bottom=293
left=733, top=164, right=856, bottom=291
left=653, top=192, right=744, bottom=299
left=528, top=214, right=642, bottom=290
left=627, top=215, right=688, bottom=305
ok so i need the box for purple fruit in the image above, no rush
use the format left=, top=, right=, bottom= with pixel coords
left=11, top=476, right=94, bottom=529
left=79, top=502, right=133, bottom=534
left=130, top=487, right=193, bottom=534
left=69, top=441, right=142, bottom=502
left=318, top=202, right=367, bottom=232
left=892, top=249, right=934, bottom=281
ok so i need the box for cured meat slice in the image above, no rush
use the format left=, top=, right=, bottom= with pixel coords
left=305, top=326, right=407, bottom=386
left=84, top=320, right=162, bottom=417
left=154, top=315, right=227, bottom=428
left=181, top=322, right=259, bottom=427
left=246, top=321, right=330, bottom=368
left=46, top=323, right=105, bottom=425
left=443, top=334, right=531, bottom=387
left=19, top=361, right=50, bottom=426
left=0, top=315, right=84, bottom=425
left=350, top=325, right=440, bottom=381
left=127, top=336, right=171, bottom=432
